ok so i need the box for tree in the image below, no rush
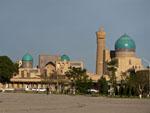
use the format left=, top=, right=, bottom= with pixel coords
left=65, top=67, right=86, bottom=87
left=98, top=77, right=108, bottom=95
left=65, top=67, right=86, bottom=81
left=76, top=75, right=93, bottom=94
left=65, top=67, right=92, bottom=94
left=0, top=56, right=18, bottom=84
left=125, top=68, right=149, bottom=97
left=41, top=69, right=67, bottom=94
left=119, top=72, right=128, bottom=97
left=125, top=68, right=137, bottom=96
left=135, top=70, right=149, bottom=97
left=107, top=59, right=117, bottom=95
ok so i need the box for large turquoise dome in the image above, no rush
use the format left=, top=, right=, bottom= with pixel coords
left=22, top=53, right=33, bottom=61
left=115, top=34, right=136, bottom=51
left=61, top=54, right=70, bottom=61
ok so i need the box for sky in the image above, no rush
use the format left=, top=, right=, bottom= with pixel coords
left=0, top=0, right=150, bottom=72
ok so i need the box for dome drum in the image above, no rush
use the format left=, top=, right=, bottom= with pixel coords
left=115, top=48, right=135, bottom=52
left=115, top=51, right=135, bottom=57
left=22, top=61, right=33, bottom=68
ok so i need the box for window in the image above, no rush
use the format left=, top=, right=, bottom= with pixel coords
left=27, top=72, right=30, bottom=78
left=21, top=71, right=24, bottom=78
left=129, top=59, right=132, bottom=65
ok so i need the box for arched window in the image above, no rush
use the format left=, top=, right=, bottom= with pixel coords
left=129, top=59, right=132, bottom=65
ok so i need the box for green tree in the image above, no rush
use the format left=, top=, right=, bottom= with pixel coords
left=0, top=56, right=18, bottom=84
left=65, top=67, right=92, bottom=94
left=135, top=70, right=149, bottom=97
left=65, top=67, right=86, bottom=81
left=41, top=69, right=67, bottom=94
left=107, top=59, right=117, bottom=95
left=98, top=77, right=108, bottom=95
left=119, top=72, right=128, bottom=97
left=126, top=68, right=136, bottom=97
left=76, top=75, right=93, bottom=94
left=125, top=68, right=149, bottom=97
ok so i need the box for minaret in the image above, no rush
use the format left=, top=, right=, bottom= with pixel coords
left=96, top=27, right=106, bottom=77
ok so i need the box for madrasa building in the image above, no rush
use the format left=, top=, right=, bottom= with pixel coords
left=2, top=53, right=83, bottom=91
left=95, top=27, right=143, bottom=81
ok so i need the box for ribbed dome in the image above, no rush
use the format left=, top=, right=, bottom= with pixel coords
left=61, top=54, right=70, bottom=61
left=115, top=34, right=136, bottom=51
left=22, top=53, right=33, bottom=61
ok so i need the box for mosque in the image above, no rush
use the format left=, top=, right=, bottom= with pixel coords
left=95, top=27, right=142, bottom=81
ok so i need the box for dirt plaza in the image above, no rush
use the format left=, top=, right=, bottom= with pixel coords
left=0, top=93, right=150, bottom=113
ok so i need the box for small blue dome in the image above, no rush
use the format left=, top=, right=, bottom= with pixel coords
left=61, top=54, right=70, bottom=61
left=22, top=53, right=33, bottom=61
left=115, top=34, right=136, bottom=51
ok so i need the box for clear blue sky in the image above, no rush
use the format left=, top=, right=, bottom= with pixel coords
left=0, top=0, right=150, bottom=72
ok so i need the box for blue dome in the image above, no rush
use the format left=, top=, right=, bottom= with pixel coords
left=61, top=54, right=70, bottom=61
left=22, top=53, right=33, bottom=61
left=115, top=34, right=136, bottom=51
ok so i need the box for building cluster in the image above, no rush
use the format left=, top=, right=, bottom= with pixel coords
left=0, top=26, right=149, bottom=92
left=4, top=54, right=83, bottom=92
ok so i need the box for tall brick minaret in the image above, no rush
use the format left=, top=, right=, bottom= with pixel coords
left=96, top=27, right=106, bottom=77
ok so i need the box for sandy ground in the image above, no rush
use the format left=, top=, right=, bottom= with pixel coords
left=0, top=93, right=150, bottom=113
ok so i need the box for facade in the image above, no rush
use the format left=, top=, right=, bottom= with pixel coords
left=56, top=55, right=83, bottom=75
left=56, top=61, right=84, bottom=75
left=39, top=54, right=59, bottom=69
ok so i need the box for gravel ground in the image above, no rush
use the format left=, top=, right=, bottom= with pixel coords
left=0, top=93, right=150, bottom=113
